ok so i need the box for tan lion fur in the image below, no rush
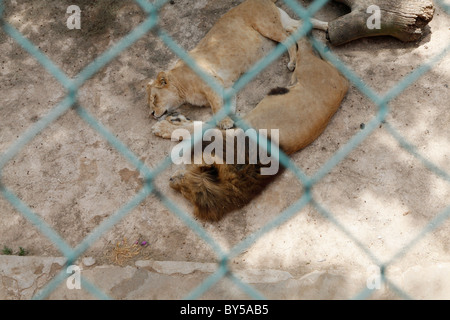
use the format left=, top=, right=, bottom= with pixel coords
left=155, top=39, right=349, bottom=222
left=146, top=0, right=328, bottom=130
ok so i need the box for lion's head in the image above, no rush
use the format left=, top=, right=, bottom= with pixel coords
left=147, top=71, right=183, bottom=119
left=169, top=163, right=248, bottom=222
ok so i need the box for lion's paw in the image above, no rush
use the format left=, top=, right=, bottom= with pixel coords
left=166, top=114, right=192, bottom=125
left=152, top=114, right=193, bottom=139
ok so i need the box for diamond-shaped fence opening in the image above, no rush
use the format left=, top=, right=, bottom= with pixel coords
left=1, top=0, right=450, bottom=300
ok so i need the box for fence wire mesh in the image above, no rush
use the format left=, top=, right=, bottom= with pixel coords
left=0, top=0, right=449, bottom=300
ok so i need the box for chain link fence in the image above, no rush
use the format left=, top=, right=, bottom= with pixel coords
left=1, top=0, right=449, bottom=299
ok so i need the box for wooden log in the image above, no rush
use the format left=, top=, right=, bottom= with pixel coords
left=327, top=0, right=435, bottom=45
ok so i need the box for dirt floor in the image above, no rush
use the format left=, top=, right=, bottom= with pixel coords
left=1, top=0, right=450, bottom=299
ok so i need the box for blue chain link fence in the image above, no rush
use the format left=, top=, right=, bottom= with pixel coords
left=0, top=0, right=449, bottom=299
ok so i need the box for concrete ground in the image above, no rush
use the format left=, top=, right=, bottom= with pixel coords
left=1, top=0, right=450, bottom=299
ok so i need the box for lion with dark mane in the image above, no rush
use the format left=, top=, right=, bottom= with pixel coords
left=153, top=39, right=349, bottom=221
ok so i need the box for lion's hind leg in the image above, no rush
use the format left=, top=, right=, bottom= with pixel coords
left=278, top=7, right=328, bottom=33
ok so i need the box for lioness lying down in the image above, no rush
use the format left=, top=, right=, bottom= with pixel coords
left=153, top=39, right=349, bottom=222
left=147, top=0, right=328, bottom=130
